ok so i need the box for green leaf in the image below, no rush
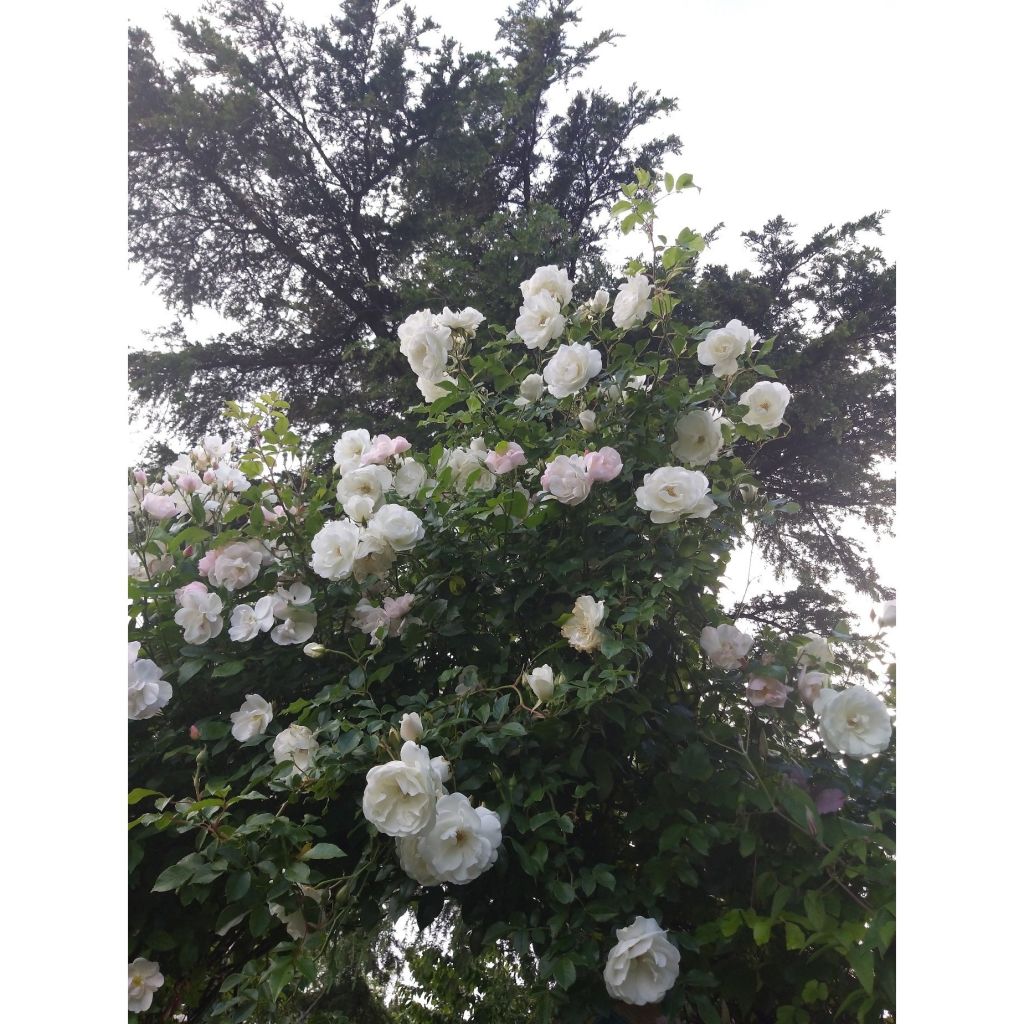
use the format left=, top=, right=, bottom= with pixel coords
left=226, top=871, right=251, bottom=902
left=301, top=843, right=346, bottom=860
left=178, top=659, right=205, bottom=684
left=212, top=660, right=245, bottom=678
left=847, top=945, right=875, bottom=994
left=553, top=956, right=576, bottom=990
left=751, top=918, right=772, bottom=946
left=152, top=862, right=193, bottom=893
left=336, top=730, right=362, bottom=756
left=550, top=880, right=575, bottom=904
left=785, top=922, right=806, bottom=950
left=127, top=788, right=162, bottom=805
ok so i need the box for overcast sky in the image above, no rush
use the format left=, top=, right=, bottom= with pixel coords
left=127, top=0, right=895, bottom=623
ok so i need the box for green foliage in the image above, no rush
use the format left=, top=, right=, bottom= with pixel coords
left=129, top=189, right=895, bottom=1023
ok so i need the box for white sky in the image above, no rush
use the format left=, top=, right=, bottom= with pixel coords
left=127, top=0, right=895, bottom=625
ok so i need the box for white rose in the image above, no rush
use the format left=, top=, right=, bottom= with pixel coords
left=579, top=409, right=597, bottom=432
left=396, top=834, right=444, bottom=887
left=543, top=342, right=603, bottom=399
left=230, top=694, right=274, bottom=742
left=310, top=519, right=363, bottom=581
left=212, top=462, right=250, bottom=493
left=362, top=741, right=439, bottom=837
left=173, top=583, right=224, bottom=644
left=635, top=466, right=716, bottom=523
left=879, top=601, right=896, bottom=628
left=816, top=685, right=893, bottom=758
left=273, top=723, right=319, bottom=776
left=208, top=540, right=266, bottom=592
left=398, top=310, right=452, bottom=380
left=228, top=597, right=276, bottom=642
left=303, top=642, right=327, bottom=658
left=128, top=958, right=165, bottom=1013
left=400, top=712, right=424, bottom=742
left=333, top=429, right=372, bottom=474
left=416, top=374, right=456, bottom=402
left=561, top=595, right=605, bottom=653
left=696, top=319, right=756, bottom=377
left=603, top=916, right=680, bottom=1006
left=671, top=410, right=725, bottom=466
left=367, top=504, right=425, bottom=552
left=337, top=464, right=392, bottom=512
left=796, top=633, right=834, bottom=668
left=540, top=454, right=592, bottom=506
left=352, top=528, right=398, bottom=582
left=438, top=305, right=484, bottom=336
left=699, top=624, right=753, bottom=671
left=141, top=492, right=178, bottom=520
left=611, top=274, right=653, bottom=330
left=271, top=605, right=317, bottom=646
left=515, top=291, right=566, bottom=351
left=352, top=598, right=390, bottom=644
left=520, top=264, right=573, bottom=306
left=514, top=373, right=546, bottom=407
left=590, top=288, right=610, bottom=313
left=415, top=792, right=503, bottom=884
left=342, top=492, right=376, bottom=524
left=739, top=380, right=791, bottom=429
left=440, top=446, right=495, bottom=493
left=394, top=458, right=428, bottom=499
left=128, top=643, right=172, bottom=720
left=525, top=664, right=555, bottom=703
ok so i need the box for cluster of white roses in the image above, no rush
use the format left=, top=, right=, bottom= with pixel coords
left=700, top=625, right=893, bottom=758
left=309, top=430, right=427, bottom=582
left=362, top=719, right=503, bottom=887
left=398, top=306, right=484, bottom=401
left=128, top=434, right=252, bottom=528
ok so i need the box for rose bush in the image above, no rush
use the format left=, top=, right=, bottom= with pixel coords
left=128, top=170, right=895, bottom=1023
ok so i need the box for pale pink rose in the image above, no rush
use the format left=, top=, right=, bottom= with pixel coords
left=814, top=788, right=847, bottom=815
left=540, top=454, right=592, bottom=505
left=196, top=549, right=220, bottom=578
left=202, top=469, right=217, bottom=485
left=141, top=493, right=178, bottom=520
left=746, top=676, right=792, bottom=708
left=133, top=469, right=147, bottom=485
left=485, top=442, right=527, bottom=475
left=797, top=669, right=829, bottom=705
left=178, top=472, right=202, bottom=494
left=262, top=505, right=282, bottom=524
left=583, top=446, right=623, bottom=483
left=175, top=580, right=210, bottom=601
left=383, top=594, right=416, bottom=620
left=361, top=434, right=412, bottom=466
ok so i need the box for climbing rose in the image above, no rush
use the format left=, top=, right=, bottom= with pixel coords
left=747, top=675, right=792, bottom=708
left=603, top=916, right=680, bottom=1006
left=228, top=596, right=275, bottom=642
left=739, top=380, right=792, bottom=429
left=366, top=504, right=425, bottom=552
left=400, top=712, right=424, bottom=742
left=515, top=291, right=567, bottom=350
left=635, top=466, right=715, bottom=523
left=485, top=442, right=527, bottom=475
left=590, top=287, right=610, bottom=313
left=797, top=669, right=829, bottom=705
left=815, top=685, right=893, bottom=758
left=671, top=410, right=725, bottom=466
left=230, top=694, right=273, bottom=742
left=543, top=342, right=603, bottom=399
left=696, top=319, right=757, bottom=377
left=561, top=595, right=606, bottom=653
left=173, top=582, right=223, bottom=645
left=612, top=274, right=653, bottom=330
left=273, top=724, right=319, bottom=776
left=541, top=454, right=592, bottom=506
left=128, top=958, right=165, bottom=1013
left=579, top=409, right=597, bottom=432
left=796, top=633, right=834, bottom=668
left=394, top=457, right=428, bottom=498
left=310, top=519, right=362, bottom=581
left=438, top=305, right=484, bottom=335
left=414, top=793, right=503, bottom=885
left=700, top=624, right=754, bottom=671
left=361, top=434, right=411, bottom=466
left=514, top=373, right=545, bottom=406
left=333, top=429, right=372, bottom=473
left=583, top=446, right=623, bottom=482
left=416, top=374, right=456, bottom=402
left=128, top=642, right=172, bottom=720
left=362, top=741, right=440, bottom=838
left=525, top=664, right=555, bottom=702
left=141, top=492, right=177, bottom=520
left=398, top=310, right=452, bottom=382
left=204, top=539, right=267, bottom=592
left=520, top=264, right=573, bottom=306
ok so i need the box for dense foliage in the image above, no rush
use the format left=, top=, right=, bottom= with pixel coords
left=128, top=178, right=895, bottom=1023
